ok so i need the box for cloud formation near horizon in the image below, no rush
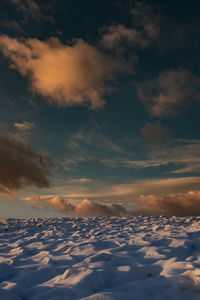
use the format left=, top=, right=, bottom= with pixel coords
left=29, top=196, right=131, bottom=217
left=0, top=134, right=54, bottom=195
left=136, top=190, right=200, bottom=216
left=28, top=189, right=200, bottom=216
left=0, top=36, right=131, bottom=109
left=138, top=69, right=200, bottom=117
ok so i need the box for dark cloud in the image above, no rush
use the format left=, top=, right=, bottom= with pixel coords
left=141, top=121, right=171, bottom=144
left=138, top=69, right=200, bottom=117
left=0, top=134, right=54, bottom=195
left=9, top=0, right=42, bottom=21
left=101, top=2, right=160, bottom=50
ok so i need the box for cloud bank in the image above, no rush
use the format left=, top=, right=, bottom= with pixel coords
left=138, top=69, right=200, bottom=117
left=0, top=36, right=131, bottom=109
left=0, top=134, right=54, bottom=195
left=29, top=196, right=131, bottom=217
left=29, top=189, right=200, bottom=217
left=136, top=190, right=200, bottom=216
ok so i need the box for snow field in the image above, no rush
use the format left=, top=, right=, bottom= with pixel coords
left=0, top=216, right=200, bottom=299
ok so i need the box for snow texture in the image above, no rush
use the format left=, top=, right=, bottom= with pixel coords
left=1, top=216, right=200, bottom=299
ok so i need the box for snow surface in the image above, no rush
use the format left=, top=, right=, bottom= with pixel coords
left=1, top=216, right=200, bottom=299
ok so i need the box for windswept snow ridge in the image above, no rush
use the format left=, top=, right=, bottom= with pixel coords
left=1, top=216, right=200, bottom=299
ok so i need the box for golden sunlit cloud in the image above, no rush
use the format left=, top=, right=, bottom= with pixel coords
left=136, top=190, right=200, bottom=216
left=0, top=36, right=131, bottom=109
left=14, top=121, right=35, bottom=130
left=29, top=196, right=132, bottom=217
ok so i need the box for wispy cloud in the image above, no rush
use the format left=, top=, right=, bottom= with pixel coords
left=14, top=121, right=35, bottom=130
left=101, top=2, right=160, bottom=50
left=64, top=131, right=200, bottom=175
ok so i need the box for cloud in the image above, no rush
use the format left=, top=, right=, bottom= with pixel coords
left=101, top=3, right=160, bottom=50
left=28, top=186, right=200, bottom=216
left=0, top=36, right=131, bottom=109
left=10, top=0, right=41, bottom=20
left=28, top=196, right=132, bottom=216
left=1, top=20, right=24, bottom=33
left=101, top=24, right=142, bottom=49
left=26, top=176, right=200, bottom=208
left=141, top=121, right=171, bottom=144
left=131, top=2, right=160, bottom=42
left=138, top=69, right=200, bottom=117
left=0, top=134, right=54, bottom=195
left=14, top=121, right=35, bottom=130
left=135, top=190, right=200, bottom=216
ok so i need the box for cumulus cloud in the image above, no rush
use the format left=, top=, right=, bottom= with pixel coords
left=28, top=189, right=200, bottom=216
left=28, top=196, right=132, bottom=216
left=135, top=190, right=200, bottom=216
left=141, top=121, right=171, bottom=144
left=0, top=134, right=54, bottom=195
left=14, top=121, right=35, bottom=130
left=138, top=69, right=200, bottom=117
left=0, top=36, right=131, bottom=109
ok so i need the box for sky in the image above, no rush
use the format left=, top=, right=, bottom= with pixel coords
left=1, top=0, right=200, bottom=217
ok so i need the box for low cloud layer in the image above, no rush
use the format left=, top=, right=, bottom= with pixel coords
left=136, top=190, right=200, bottom=216
left=0, top=36, right=130, bottom=109
left=29, top=196, right=131, bottom=217
left=0, top=134, right=54, bottom=195
left=28, top=189, right=200, bottom=216
left=138, top=69, right=200, bottom=117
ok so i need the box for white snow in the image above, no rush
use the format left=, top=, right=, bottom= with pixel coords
left=1, top=216, right=200, bottom=299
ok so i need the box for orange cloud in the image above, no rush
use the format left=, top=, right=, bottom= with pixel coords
left=0, top=134, right=54, bottom=195
left=28, top=189, right=200, bottom=216
left=136, top=190, right=200, bottom=216
left=14, top=121, right=35, bottom=130
left=0, top=36, right=130, bottom=109
left=29, top=196, right=132, bottom=217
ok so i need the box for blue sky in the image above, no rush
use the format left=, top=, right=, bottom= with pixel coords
left=1, top=0, right=200, bottom=217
